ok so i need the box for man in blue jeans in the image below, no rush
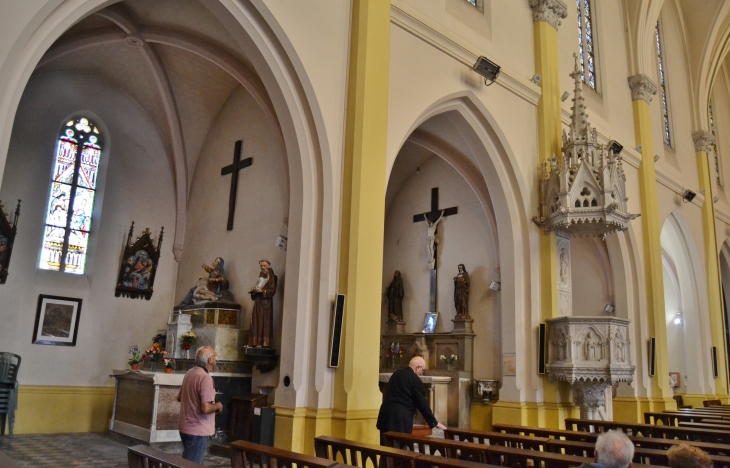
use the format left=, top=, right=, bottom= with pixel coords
left=177, top=346, right=223, bottom=463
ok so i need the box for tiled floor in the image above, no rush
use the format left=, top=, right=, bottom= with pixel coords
left=0, top=432, right=231, bottom=467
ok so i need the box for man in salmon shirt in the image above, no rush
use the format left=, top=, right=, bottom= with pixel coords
left=177, top=346, right=223, bottom=463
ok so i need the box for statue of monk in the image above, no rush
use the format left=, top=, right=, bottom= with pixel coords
left=248, top=259, right=278, bottom=348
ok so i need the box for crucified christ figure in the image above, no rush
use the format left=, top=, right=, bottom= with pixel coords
left=425, top=210, right=445, bottom=270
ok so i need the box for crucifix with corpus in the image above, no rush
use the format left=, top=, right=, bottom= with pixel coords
left=413, top=187, right=458, bottom=313
left=221, top=140, right=253, bottom=231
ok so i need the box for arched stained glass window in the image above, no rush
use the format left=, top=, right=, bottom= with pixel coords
left=655, top=21, right=671, bottom=147
left=40, top=117, right=102, bottom=274
left=577, top=0, right=597, bottom=91
left=709, top=98, right=721, bottom=185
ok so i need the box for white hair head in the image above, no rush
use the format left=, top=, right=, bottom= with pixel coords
left=595, top=430, right=634, bottom=468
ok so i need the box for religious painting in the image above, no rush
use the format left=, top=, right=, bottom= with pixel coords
left=32, top=295, right=82, bottom=346
left=502, top=353, right=516, bottom=376
left=421, top=313, right=438, bottom=334
left=0, top=199, right=20, bottom=284
left=669, top=372, right=680, bottom=388
left=115, top=222, right=163, bottom=300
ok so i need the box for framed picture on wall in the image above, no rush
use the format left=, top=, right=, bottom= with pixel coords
left=669, top=372, right=680, bottom=388
left=32, top=295, right=82, bottom=346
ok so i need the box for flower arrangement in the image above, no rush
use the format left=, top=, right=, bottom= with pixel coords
left=385, top=342, right=404, bottom=360
left=440, top=354, right=458, bottom=366
left=163, top=358, right=175, bottom=369
left=128, top=345, right=142, bottom=366
left=143, top=341, right=167, bottom=363
left=179, top=331, right=197, bottom=350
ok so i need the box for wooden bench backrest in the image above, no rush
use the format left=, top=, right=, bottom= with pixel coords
left=231, top=440, right=337, bottom=468
left=630, top=436, right=730, bottom=456
left=413, top=454, right=501, bottom=468
left=492, top=423, right=598, bottom=442
left=314, top=435, right=419, bottom=468
left=383, top=432, right=488, bottom=463
left=651, top=425, right=730, bottom=445
left=705, top=400, right=723, bottom=407
left=645, top=412, right=725, bottom=425
left=444, top=428, right=547, bottom=451
left=128, top=445, right=204, bottom=468
left=478, top=443, right=594, bottom=468
left=565, top=418, right=654, bottom=437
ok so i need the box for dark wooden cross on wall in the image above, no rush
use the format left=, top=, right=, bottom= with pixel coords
left=221, top=140, right=253, bottom=231
left=413, top=187, right=458, bottom=312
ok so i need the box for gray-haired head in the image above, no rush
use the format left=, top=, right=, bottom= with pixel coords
left=196, top=346, right=215, bottom=368
left=595, top=430, right=634, bottom=468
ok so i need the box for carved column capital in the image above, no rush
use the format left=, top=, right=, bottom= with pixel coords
left=627, top=74, right=657, bottom=103
left=528, top=0, right=568, bottom=29
left=692, top=131, right=715, bottom=153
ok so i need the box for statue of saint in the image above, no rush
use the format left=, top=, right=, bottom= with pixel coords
left=584, top=331, right=599, bottom=361
left=179, top=257, right=234, bottom=306
left=425, top=211, right=445, bottom=270
left=385, top=270, right=404, bottom=322
left=453, top=264, right=470, bottom=319
left=248, top=259, right=278, bottom=348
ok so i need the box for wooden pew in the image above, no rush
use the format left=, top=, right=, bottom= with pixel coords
left=444, top=428, right=548, bottom=450
left=630, top=436, right=730, bottom=456
left=128, top=445, right=204, bottom=468
left=565, top=418, right=654, bottom=437
left=414, top=454, right=501, bottom=468
left=680, top=421, right=730, bottom=431
left=383, top=432, right=490, bottom=463
left=652, top=424, right=730, bottom=445
left=705, top=400, right=724, bottom=407
left=644, top=411, right=725, bottom=425
left=231, top=439, right=338, bottom=468
left=314, top=435, right=420, bottom=468
left=492, top=423, right=598, bottom=442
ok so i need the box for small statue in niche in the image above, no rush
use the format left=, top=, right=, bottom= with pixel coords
left=180, top=257, right=234, bottom=306
left=453, top=264, right=470, bottom=319
left=559, top=249, right=568, bottom=284
left=248, top=259, right=278, bottom=348
left=584, top=331, right=599, bottom=361
left=615, top=329, right=626, bottom=362
left=385, top=270, right=404, bottom=322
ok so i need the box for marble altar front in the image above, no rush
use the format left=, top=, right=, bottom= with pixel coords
left=379, top=373, right=450, bottom=427
left=109, top=368, right=251, bottom=443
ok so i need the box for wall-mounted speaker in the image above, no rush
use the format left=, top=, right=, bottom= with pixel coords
left=329, top=294, right=345, bottom=368
left=648, top=337, right=656, bottom=377
left=538, top=323, right=547, bottom=375
left=712, top=346, right=719, bottom=378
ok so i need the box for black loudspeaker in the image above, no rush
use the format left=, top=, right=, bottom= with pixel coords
left=329, top=294, right=345, bottom=368
left=712, top=347, right=719, bottom=378
left=252, top=407, right=275, bottom=447
left=538, top=323, right=547, bottom=374
left=648, top=337, right=656, bottom=377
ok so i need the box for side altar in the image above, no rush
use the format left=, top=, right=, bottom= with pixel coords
left=109, top=368, right=251, bottom=443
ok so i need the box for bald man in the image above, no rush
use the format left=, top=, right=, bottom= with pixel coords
left=376, top=356, right=446, bottom=445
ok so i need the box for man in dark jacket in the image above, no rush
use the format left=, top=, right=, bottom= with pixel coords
left=376, top=356, right=446, bottom=445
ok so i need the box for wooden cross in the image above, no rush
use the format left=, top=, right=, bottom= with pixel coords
left=413, top=187, right=458, bottom=312
left=221, top=140, right=253, bottom=231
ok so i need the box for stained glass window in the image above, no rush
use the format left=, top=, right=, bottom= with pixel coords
left=40, top=117, right=102, bottom=274
left=655, top=22, right=671, bottom=147
left=466, top=0, right=477, bottom=6
left=710, top=98, right=721, bottom=185
left=577, top=0, right=597, bottom=91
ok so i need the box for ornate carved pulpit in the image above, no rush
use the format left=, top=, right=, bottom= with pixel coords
left=545, top=316, right=635, bottom=419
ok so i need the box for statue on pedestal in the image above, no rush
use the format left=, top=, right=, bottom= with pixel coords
left=179, top=257, right=234, bottom=306
left=386, top=270, right=404, bottom=322
left=248, top=259, right=278, bottom=348
left=454, top=263, right=470, bottom=319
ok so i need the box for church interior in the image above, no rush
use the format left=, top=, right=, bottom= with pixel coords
left=3, top=0, right=730, bottom=464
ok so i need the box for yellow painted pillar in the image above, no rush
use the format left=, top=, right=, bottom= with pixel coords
left=692, top=131, right=729, bottom=399
left=332, top=0, right=390, bottom=445
left=626, top=75, right=674, bottom=411
left=493, top=0, right=571, bottom=429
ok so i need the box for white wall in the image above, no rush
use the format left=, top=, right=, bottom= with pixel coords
left=0, top=71, right=177, bottom=387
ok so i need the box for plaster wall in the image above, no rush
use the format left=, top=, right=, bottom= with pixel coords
left=571, top=238, right=612, bottom=317
left=0, top=71, right=177, bottom=387
left=175, top=85, right=287, bottom=388
left=382, top=155, right=498, bottom=380
left=663, top=262, right=688, bottom=394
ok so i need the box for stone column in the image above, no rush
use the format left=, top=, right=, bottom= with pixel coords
left=573, top=380, right=611, bottom=420
left=495, top=0, right=570, bottom=429
left=627, top=74, right=675, bottom=409
left=331, top=0, right=390, bottom=446
left=692, top=131, right=729, bottom=397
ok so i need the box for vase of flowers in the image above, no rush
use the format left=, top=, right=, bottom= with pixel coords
left=143, top=340, right=167, bottom=372
left=440, top=354, right=458, bottom=370
left=385, top=342, right=404, bottom=368
left=164, top=358, right=175, bottom=374
left=179, top=331, right=197, bottom=360
left=128, top=345, right=142, bottom=370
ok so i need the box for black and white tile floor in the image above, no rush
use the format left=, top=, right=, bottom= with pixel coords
left=0, top=433, right=231, bottom=467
